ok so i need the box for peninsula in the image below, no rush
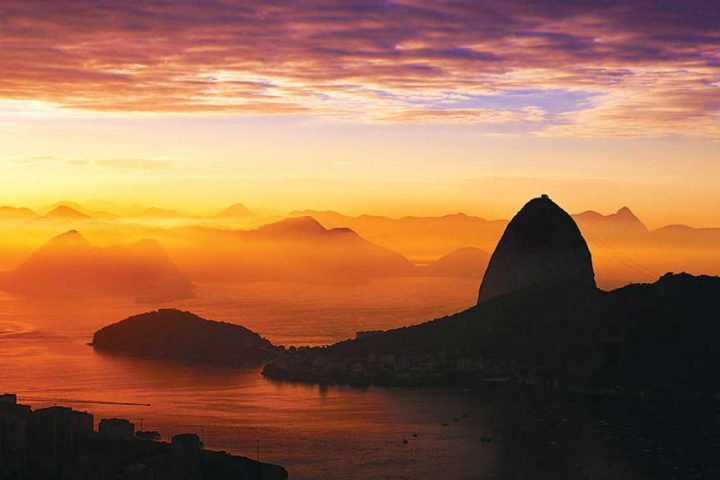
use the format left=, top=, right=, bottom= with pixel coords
left=263, top=196, right=720, bottom=393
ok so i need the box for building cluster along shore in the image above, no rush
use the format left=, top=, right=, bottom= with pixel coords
left=0, top=393, right=287, bottom=480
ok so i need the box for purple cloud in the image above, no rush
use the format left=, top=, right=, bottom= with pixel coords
left=0, top=0, right=717, bottom=136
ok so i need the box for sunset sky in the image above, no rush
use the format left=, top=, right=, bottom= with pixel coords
left=1, top=1, right=719, bottom=227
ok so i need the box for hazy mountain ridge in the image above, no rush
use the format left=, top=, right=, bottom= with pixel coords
left=0, top=200, right=718, bottom=288
left=0, top=230, right=194, bottom=302
left=289, top=206, right=720, bottom=289
left=166, top=217, right=415, bottom=282
left=420, top=247, right=490, bottom=278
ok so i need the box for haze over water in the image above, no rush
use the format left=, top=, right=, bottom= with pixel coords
left=1, top=278, right=501, bottom=479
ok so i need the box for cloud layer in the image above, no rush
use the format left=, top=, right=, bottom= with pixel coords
left=1, top=0, right=718, bottom=136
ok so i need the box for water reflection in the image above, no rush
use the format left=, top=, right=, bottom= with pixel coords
left=2, top=284, right=718, bottom=479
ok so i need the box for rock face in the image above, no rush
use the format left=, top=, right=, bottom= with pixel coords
left=477, top=195, right=595, bottom=303
left=92, top=309, right=278, bottom=365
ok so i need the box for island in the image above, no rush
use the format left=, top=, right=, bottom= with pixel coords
left=92, top=309, right=280, bottom=365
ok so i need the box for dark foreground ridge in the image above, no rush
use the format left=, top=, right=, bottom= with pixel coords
left=92, top=309, right=280, bottom=365
left=263, top=272, right=720, bottom=391
left=0, top=393, right=288, bottom=480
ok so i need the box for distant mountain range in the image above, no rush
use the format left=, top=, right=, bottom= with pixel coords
left=0, top=200, right=718, bottom=288
left=289, top=210, right=507, bottom=257
left=289, top=206, right=720, bottom=288
left=290, top=206, right=651, bottom=253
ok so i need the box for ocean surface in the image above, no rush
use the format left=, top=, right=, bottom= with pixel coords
left=3, top=277, right=700, bottom=479
left=0, top=277, right=506, bottom=479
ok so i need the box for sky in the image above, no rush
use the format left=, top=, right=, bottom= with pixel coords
left=1, top=0, right=719, bottom=227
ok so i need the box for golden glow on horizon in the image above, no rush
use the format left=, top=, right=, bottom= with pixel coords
left=2, top=103, right=719, bottom=228
left=1, top=2, right=719, bottom=227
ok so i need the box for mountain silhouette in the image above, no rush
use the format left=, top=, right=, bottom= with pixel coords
left=0, top=206, right=37, bottom=219
left=423, top=247, right=489, bottom=278
left=92, top=308, right=278, bottom=365
left=288, top=210, right=507, bottom=258
left=573, top=206, right=648, bottom=241
left=0, top=231, right=193, bottom=302
left=43, top=205, right=92, bottom=220
left=169, top=218, right=414, bottom=282
left=254, top=216, right=328, bottom=236
left=477, top=195, right=595, bottom=303
left=217, top=203, right=256, bottom=218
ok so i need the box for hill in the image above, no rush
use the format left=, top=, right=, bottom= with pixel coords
left=168, top=217, right=415, bottom=282
left=217, top=203, right=256, bottom=218
left=573, top=206, right=648, bottom=241
left=421, top=247, right=489, bottom=278
left=0, top=206, right=37, bottom=219
left=92, top=309, right=278, bottom=365
left=0, top=230, right=193, bottom=302
left=43, top=205, right=93, bottom=220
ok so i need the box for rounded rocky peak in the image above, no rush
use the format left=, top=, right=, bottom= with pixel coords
left=616, top=206, right=633, bottom=216
left=45, top=205, right=91, bottom=219
left=47, top=229, right=91, bottom=248
left=258, top=216, right=327, bottom=235
left=477, top=195, right=596, bottom=303
left=218, top=203, right=255, bottom=217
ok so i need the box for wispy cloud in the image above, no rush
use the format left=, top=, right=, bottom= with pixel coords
left=13, top=156, right=171, bottom=170
left=94, top=158, right=171, bottom=170
left=0, top=1, right=718, bottom=137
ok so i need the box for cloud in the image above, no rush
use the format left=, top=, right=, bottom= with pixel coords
left=13, top=156, right=171, bottom=170
left=0, top=1, right=718, bottom=137
left=94, top=159, right=171, bottom=170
